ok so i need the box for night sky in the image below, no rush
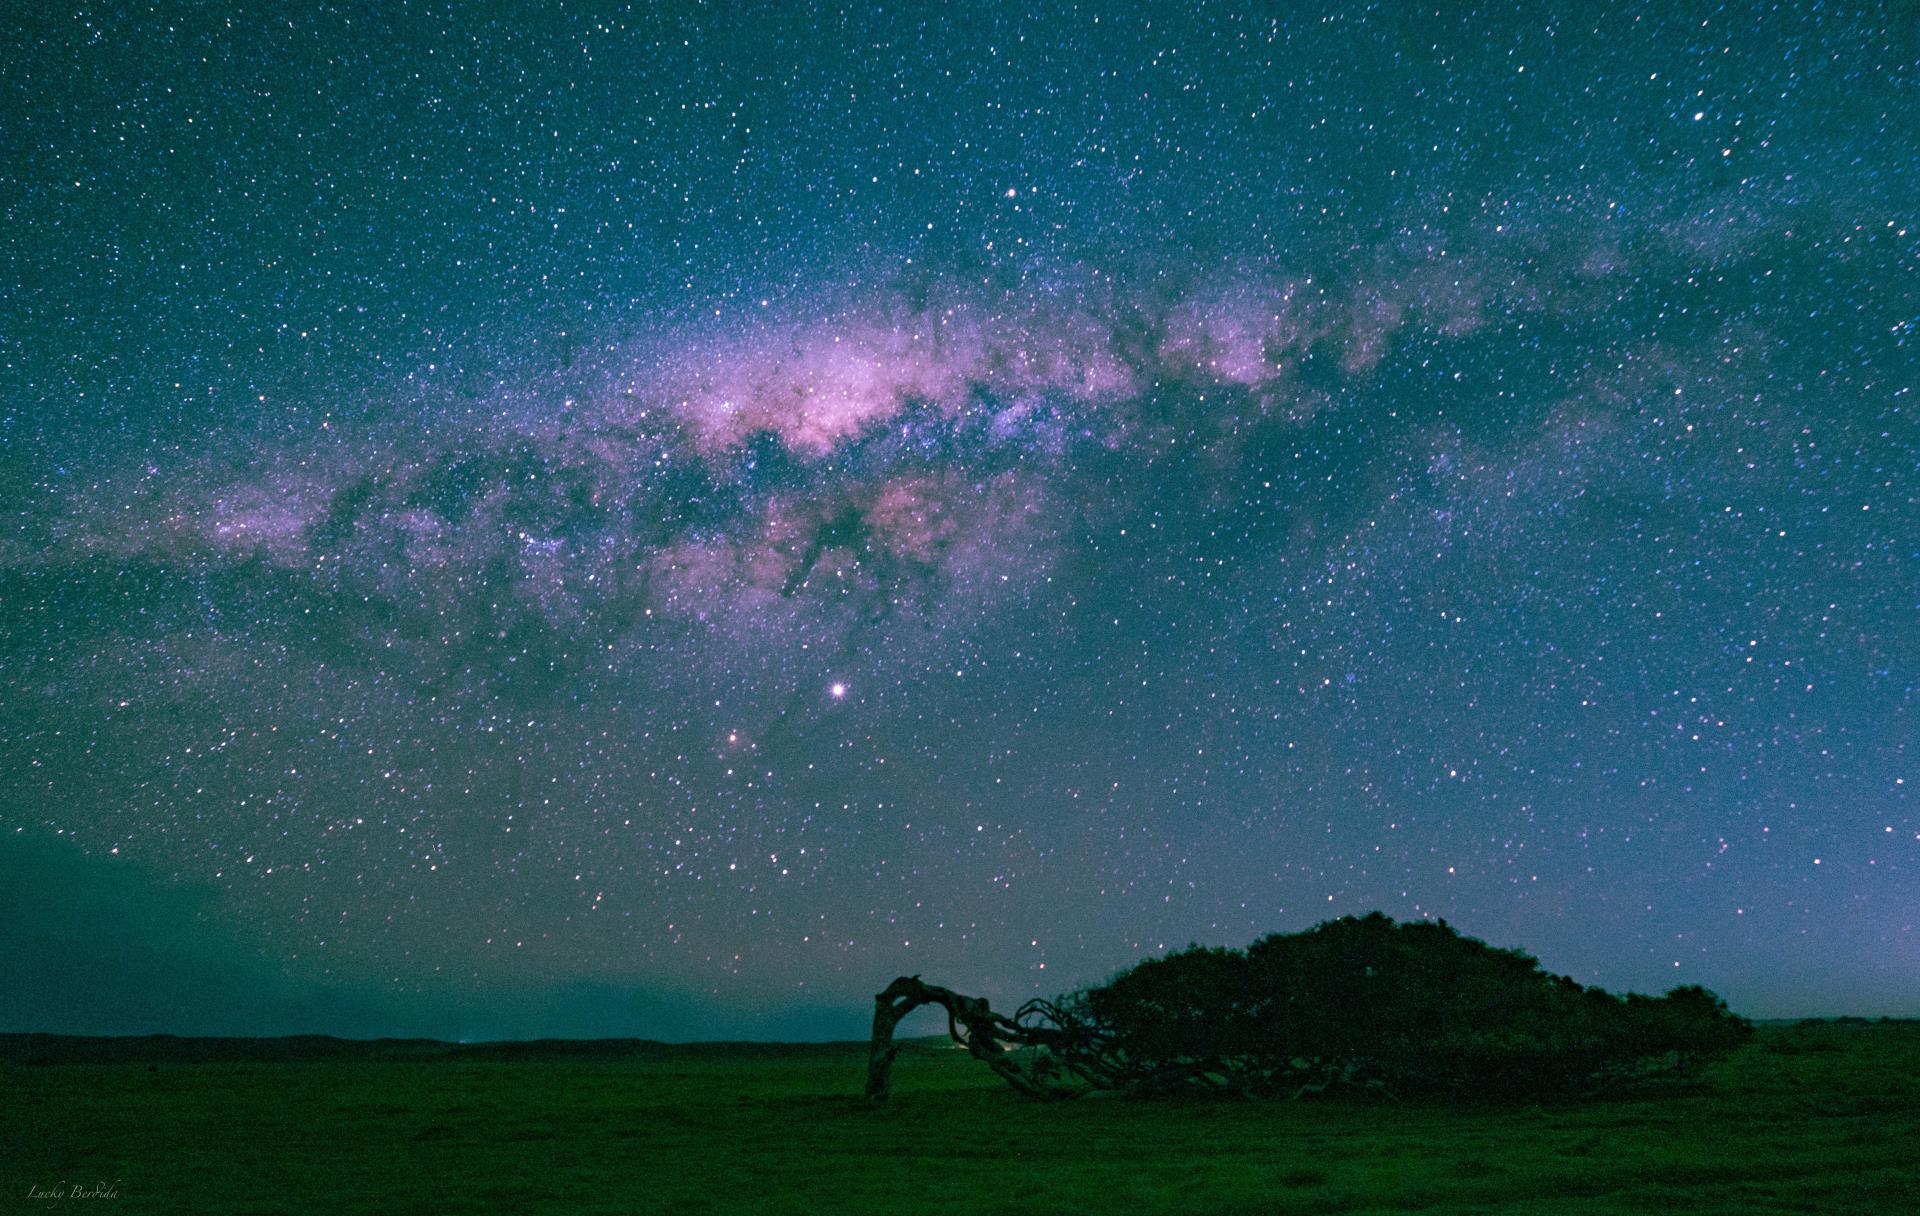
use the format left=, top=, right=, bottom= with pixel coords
left=2, top=4, right=1914, bottom=1041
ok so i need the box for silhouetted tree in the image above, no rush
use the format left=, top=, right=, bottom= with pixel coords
left=866, top=913, right=1752, bottom=1102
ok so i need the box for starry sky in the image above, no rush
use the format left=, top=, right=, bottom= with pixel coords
left=2, top=3, right=1914, bottom=1040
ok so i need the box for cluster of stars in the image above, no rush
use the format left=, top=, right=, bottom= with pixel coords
left=0, top=4, right=1912, bottom=1038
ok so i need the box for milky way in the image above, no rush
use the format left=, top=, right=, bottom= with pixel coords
left=1, top=4, right=1913, bottom=1038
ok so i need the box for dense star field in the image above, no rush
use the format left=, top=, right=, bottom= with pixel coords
left=1, top=4, right=1913, bottom=1039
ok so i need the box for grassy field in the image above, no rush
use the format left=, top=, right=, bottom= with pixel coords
left=3, top=1020, right=1914, bottom=1214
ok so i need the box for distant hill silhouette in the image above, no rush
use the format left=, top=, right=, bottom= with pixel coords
left=0, top=1032, right=938, bottom=1067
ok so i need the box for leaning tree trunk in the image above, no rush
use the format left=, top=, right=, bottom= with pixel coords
left=865, top=976, right=1066, bottom=1102
left=863, top=976, right=1150, bottom=1101
left=864, top=976, right=1271, bottom=1101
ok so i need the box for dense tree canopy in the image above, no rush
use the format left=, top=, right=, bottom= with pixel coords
left=868, top=914, right=1752, bottom=1102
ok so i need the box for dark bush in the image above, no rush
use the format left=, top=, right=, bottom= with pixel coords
left=1066, top=913, right=1751, bottom=1098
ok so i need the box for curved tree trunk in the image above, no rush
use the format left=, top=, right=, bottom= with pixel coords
left=865, top=976, right=1062, bottom=1102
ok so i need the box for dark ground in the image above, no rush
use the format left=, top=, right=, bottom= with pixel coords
left=3, top=1020, right=1914, bottom=1214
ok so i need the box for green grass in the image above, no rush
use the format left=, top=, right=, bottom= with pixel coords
left=3, top=1021, right=1915, bottom=1214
